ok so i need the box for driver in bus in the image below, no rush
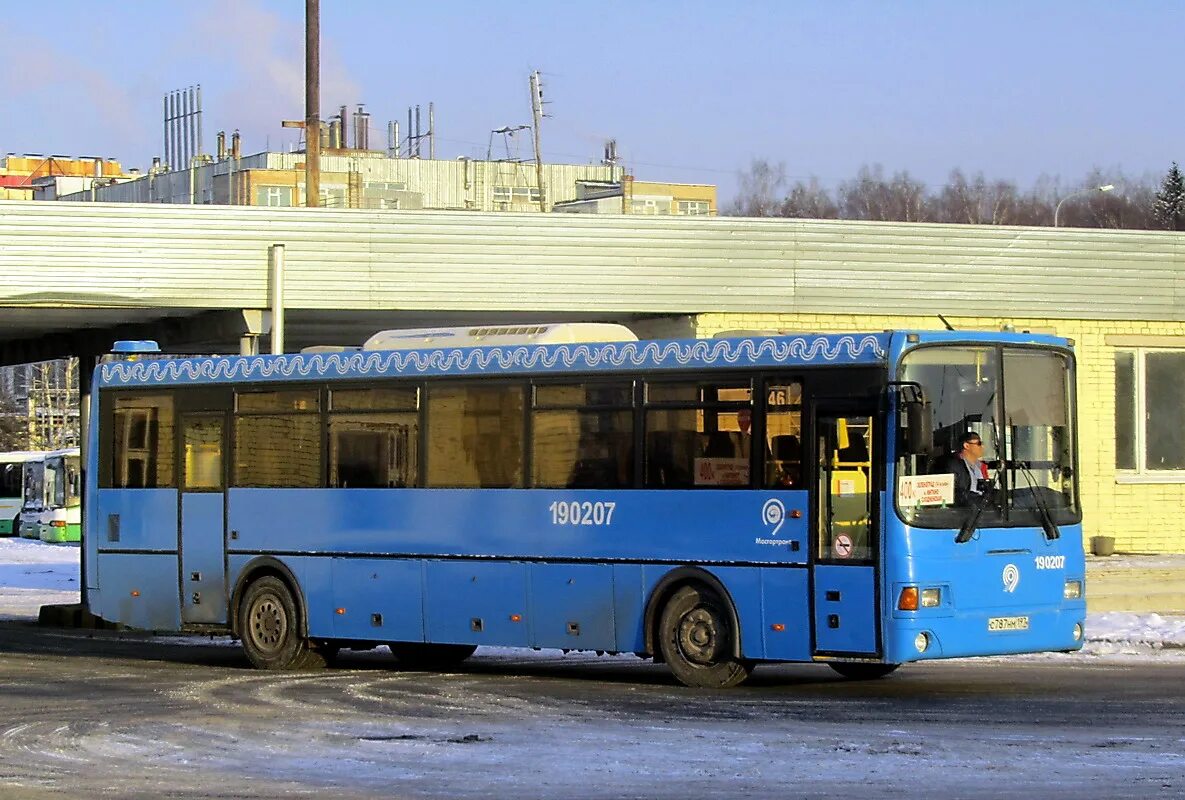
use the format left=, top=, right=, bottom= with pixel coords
left=945, top=431, right=992, bottom=507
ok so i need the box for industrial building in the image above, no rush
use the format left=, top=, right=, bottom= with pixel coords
left=0, top=154, right=139, bottom=201
left=57, top=147, right=717, bottom=215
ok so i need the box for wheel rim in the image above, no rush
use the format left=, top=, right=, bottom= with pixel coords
left=248, top=591, right=288, bottom=655
left=676, top=604, right=727, bottom=666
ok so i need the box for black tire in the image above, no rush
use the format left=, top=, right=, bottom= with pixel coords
left=828, top=662, right=900, bottom=680
left=388, top=642, right=477, bottom=670
left=658, top=584, right=751, bottom=689
left=239, top=576, right=326, bottom=670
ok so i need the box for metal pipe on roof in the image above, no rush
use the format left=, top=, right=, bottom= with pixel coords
left=428, top=102, right=435, bottom=160
left=167, top=92, right=176, bottom=170
left=162, top=94, right=169, bottom=169
left=188, top=86, right=198, bottom=166
left=269, top=244, right=285, bottom=354
left=196, top=85, right=204, bottom=159
left=357, top=105, right=369, bottom=151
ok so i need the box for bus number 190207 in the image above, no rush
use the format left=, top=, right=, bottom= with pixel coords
left=549, top=500, right=617, bottom=527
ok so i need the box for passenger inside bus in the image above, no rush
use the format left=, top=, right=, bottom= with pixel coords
left=767, top=434, right=801, bottom=488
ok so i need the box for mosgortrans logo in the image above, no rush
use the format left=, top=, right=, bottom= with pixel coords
left=762, top=498, right=786, bottom=536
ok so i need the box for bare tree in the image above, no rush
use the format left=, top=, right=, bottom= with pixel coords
left=728, top=159, right=788, bottom=217
left=725, top=159, right=1164, bottom=229
left=780, top=178, right=838, bottom=219
left=0, top=392, right=26, bottom=451
left=931, top=170, right=1022, bottom=225
left=838, top=165, right=929, bottom=222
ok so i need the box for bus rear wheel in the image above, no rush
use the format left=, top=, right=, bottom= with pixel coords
left=388, top=642, right=477, bottom=670
left=828, top=662, right=900, bottom=680
left=239, top=576, right=326, bottom=670
left=658, top=585, right=751, bottom=689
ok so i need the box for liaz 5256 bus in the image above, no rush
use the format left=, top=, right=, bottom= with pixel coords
left=85, top=324, right=1084, bottom=688
left=40, top=448, right=81, bottom=543
left=0, top=452, right=41, bottom=536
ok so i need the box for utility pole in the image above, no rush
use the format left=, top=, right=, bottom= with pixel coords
left=529, top=71, right=545, bottom=212
left=305, top=0, right=320, bottom=207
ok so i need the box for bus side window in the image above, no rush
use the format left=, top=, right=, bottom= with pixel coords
left=328, top=387, right=420, bottom=489
left=111, top=395, right=176, bottom=488
left=764, top=381, right=803, bottom=489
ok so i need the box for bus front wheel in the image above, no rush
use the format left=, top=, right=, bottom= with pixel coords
left=239, top=576, right=326, bottom=670
left=828, top=662, right=900, bottom=680
left=658, top=585, right=751, bottom=689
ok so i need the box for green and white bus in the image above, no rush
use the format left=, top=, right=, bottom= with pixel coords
left=0, top=452, right=41, bottom=536
left=40, top=448, right=81, bottom=543
left=18, top=453, right=46, bottom=539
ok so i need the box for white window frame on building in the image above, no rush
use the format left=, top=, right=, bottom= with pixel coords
left=257, top=186, right=293, bottom=207
left=492, top=185, right=541, bottom=210
left=676, top=200, right=710, bottom=215
left=630, top=196, right=671, bottom=215
left=1114, top=347, right=1185, bottom=481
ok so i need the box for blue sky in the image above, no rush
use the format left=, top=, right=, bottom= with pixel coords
left=1, top=0, right=1182, bottom=202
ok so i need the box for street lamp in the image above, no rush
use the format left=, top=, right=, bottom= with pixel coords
left=1054, top=184, right=1115, bottom=227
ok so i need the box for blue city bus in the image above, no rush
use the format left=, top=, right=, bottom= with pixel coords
left=85, top=325, right=1084, bottom=688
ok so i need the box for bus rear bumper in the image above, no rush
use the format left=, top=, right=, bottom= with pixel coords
left=885, top=604, right=1087, bottom=663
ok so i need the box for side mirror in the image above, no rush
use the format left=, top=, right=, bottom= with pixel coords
left=905, top=401, right=933, bottom=455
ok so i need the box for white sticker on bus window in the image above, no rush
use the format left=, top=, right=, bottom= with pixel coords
left=837, top=479, right=856, bottom=497
left=898, top=473, right=955, bottom=507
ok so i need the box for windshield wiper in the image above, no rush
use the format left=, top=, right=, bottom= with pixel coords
left=955, top=474, right=998, bottom=544
left=1017, top=461, right=1061, bottom=541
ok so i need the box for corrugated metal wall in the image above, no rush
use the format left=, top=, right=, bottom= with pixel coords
left=1, top=200, right=1182, bottom=320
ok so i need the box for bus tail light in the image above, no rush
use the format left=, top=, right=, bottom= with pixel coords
left=1064, top=580, right=1082, bottom=599
left=897, top=587, right=919, bottom=611
left=920, top=588, right=941, bottom=608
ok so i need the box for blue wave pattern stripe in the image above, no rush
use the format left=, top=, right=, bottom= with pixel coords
left=99, top=335, right=889, bottom=387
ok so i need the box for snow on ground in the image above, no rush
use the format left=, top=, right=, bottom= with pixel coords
left=0, top=538, right=1181, bottom=659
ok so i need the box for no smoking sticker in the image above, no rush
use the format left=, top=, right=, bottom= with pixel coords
left=833, top=534, right=853, bottom=559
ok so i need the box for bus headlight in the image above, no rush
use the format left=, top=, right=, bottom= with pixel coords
left=920, top=588, right=941, bottom=608
left=1064, top=580, right=1082, bottom=599
left=914, top=632, right=930, bottom=653
left=1073, top=623, right=1083, bottom=641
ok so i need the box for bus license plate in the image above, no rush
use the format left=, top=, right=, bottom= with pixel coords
left=988, top=616, right=1030, bottom=632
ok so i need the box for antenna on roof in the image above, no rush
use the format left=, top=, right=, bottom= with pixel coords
left=937, top=314, right=956, bottom=331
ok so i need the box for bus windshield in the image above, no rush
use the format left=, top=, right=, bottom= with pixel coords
left=897, top=344, right=1078, bottom=529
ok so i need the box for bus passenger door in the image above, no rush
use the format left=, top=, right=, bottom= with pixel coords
left=811, top=403, right=880, bottom=656
left=179, top=413, right=228, bottom=625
